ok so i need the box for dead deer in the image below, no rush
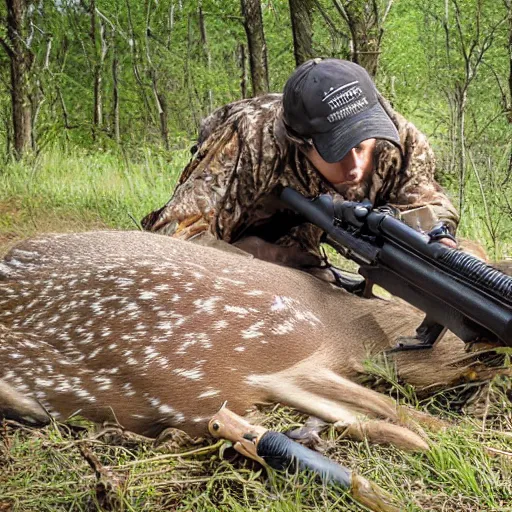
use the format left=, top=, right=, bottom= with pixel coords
left=0, top=231, right=506, bottom=453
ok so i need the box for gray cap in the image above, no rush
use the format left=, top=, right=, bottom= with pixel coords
left=282, top=58, right=400, bottom=163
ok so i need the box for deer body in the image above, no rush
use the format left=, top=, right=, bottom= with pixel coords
left=0, top=231, right=495, bottom=447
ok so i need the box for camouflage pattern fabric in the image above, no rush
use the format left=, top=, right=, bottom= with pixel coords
left=142, top=94, right=459, bottom=270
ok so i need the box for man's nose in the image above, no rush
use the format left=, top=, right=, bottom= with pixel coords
left=344, top=149, right=359, bottom=170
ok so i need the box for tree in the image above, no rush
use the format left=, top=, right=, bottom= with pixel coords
left=289, top=0, right=314, bottom=66
left=332, top=0, right=394, bottom=76
left=240, top=0, right=269, bottom=96
left=1, top=0, right=33, bottom=158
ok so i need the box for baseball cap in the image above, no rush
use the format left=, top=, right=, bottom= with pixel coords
left=282, top=58, right=400, bottom=163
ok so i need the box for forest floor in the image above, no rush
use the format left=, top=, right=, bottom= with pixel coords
left=1, top=149, right=511, bottom=511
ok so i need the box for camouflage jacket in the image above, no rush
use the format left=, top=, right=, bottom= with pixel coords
left=142, top=94, right=459, bottom=263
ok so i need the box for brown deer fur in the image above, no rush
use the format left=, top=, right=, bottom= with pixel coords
left=0, top=231, right=507, bottom=450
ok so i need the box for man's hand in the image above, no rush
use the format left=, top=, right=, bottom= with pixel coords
left=428, top=223, right=458, bottom=249
left=438, top=237, right=457, bottom=249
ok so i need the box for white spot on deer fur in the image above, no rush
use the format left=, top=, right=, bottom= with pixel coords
left=90, top=302, right=104, bottom=315
left=173, top=368, right=204, bottom=380
left=88, top=347, right=102, bottom=359
left=74, top=388, right=96, bottom=403
left=175, top=412, right=185, bottom=423
left=294, top=309, right=321, bottom=325
left=127, top=357, right=138, bottom=365
left=197, top=389, right=220, bottom=398
left=5, top=258, right=25, bottom=268
left=172, top=294, right=181, bottom=302
left=35, top=378, right=54, bottom=387
left=158, top=405, right=174, bottom=415
left=245, top=290, right=264, bottom=296
left=55, top=380, right=72, bottom=393
left=157, top=321, right=173, bottom=331
left=139, top=291, right=157, bottom=300
left=157, top=356, right=169, bottom=368
left=12, top=248, right=38, bottom=259
left=48, top=314, right=61, bottom=324
left=116, top=277, right=135, bottom=287
left=193, top=417, right=208, bottom=423
left=150, top=397, right=160, bottom=407
left=144, top=347, right=158, bottom=360
left=224, top=305, right=250, bottom=316
left=271, top=296, right=286, bottom=311
left=92, top=376, right=112, bottom=391
left=213, top=320, right=228, bottom=330
left=194, top=297, right=221, bottom=314
left=122, top=383, right=136, bottom=397
left=272, top=320, right=295, bottom=335
left=241, top=321, right=265, bottom=339
left=0, top=262, right=15, bottom=276
left=234, top=346, right=245, bottom=352
left=154, top=284, right=170, bottom=292
left=122, top=302, right=139, bottom=313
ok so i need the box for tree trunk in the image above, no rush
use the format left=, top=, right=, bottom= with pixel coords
left=238, top=43, right=248, bottom=99
left=288, top=0, right=314, bottom=66
left=90, top=0, right=108, bottom=139
left=3, top=0, right=33, bottom=159
left=112, top=48, right=120, bottom=143
left=198, top=3, right=213, bottom=113
left=240, top=0, right=269, bottom=96
left=332, top=0, right=394, bottom=77
left=455, top=85, right=467, bottom=213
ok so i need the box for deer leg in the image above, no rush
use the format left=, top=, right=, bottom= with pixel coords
left=0, top=379, right=50, bottom=426
left=246, top=370, right=428, bottom=451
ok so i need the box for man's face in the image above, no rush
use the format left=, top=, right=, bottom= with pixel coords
left=306, top=138, right=377, bottom=188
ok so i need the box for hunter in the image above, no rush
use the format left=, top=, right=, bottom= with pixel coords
left=142, top=58, right=459, bottom=290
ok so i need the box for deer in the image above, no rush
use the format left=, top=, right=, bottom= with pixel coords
left=0, top=230, right=508, bottom=455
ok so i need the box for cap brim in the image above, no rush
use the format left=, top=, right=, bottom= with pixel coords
left=312, top=103, right=400, bottom=163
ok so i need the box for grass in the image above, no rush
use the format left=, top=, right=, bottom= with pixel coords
left=0, top=146, right=511, bottom=511
left=0, top=145, right=190, bottom=253
left=1, top=401, right=511, bottom=511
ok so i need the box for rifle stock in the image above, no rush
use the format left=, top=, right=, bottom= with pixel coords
left=280, top=187, right=512, bottom=349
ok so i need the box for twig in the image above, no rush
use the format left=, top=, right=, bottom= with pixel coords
left=484, top=446, right=512, bottom=458
left=112, top=439, right=225, bottom=469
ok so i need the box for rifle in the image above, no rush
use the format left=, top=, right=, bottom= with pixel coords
left=280, top=187, right=512, bottom=350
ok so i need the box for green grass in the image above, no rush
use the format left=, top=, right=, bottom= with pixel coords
left=1, top=400, right=511, bottom=511
left=1, top=146, right=511, bottom=511
left=0, top=145, right=190, bottom=248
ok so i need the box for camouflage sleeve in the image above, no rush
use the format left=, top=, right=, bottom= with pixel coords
left=141, top=121, right=242, bottom=239
left=141, top=95, right=290, bottom=242
left=378, top=96, right=460, bottom=234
